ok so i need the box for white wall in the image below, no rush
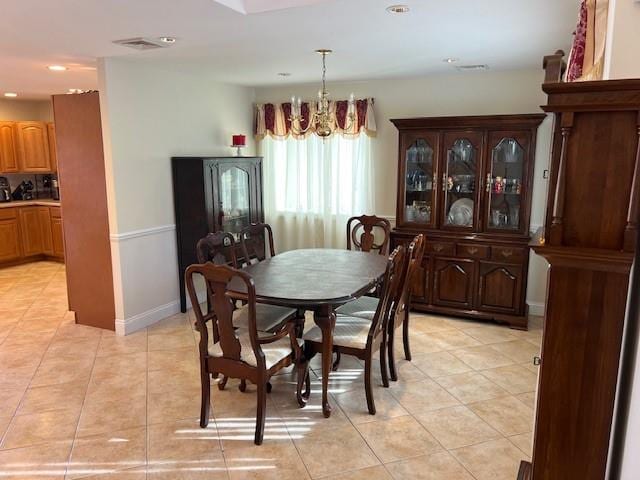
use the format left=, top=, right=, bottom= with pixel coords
left=604, top=0, right=640, bottom=80
left=255, top=68, right=553, bottom=313
left=0, top=99, right=52, bottom=121
left=98, top=58, right=255, bottom=334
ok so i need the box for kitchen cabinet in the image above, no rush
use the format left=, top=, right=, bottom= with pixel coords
left=0, top=208, right=21, bottom=262
left=38, top=207, right=54, bottom=255
left=0, top=204, right=63, bottom=266
left=50, top=207, right=64, bottom=259
left=47, top=123, right=57, bottom=172
left=0, top=122, right=19, bottom=173
left=390, top=114, right=544, bottom=329
left=16, top=121, right=52, bottom=172
left=18, top=207, right=44, bottom=256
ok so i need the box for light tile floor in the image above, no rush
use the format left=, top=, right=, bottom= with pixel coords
left=0, top=261, right=542, bottom=479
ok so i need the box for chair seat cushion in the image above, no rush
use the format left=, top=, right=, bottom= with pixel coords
left=335, top=296, right=379, bottom=320
left=303, top=316, right=372, bottom=349
left=233, top=304, right=298, bottom=333
left=208, top=329, right=303, bottom=369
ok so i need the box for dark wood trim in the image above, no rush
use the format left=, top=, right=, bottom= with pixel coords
left=548, top=112, right=573, bottom=245
left=390, top=114, right=546, bottom=130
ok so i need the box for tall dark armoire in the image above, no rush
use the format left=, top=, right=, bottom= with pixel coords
left=172, top=156, right=264, bottom=312
left=518, top=53, right=640, bottom=480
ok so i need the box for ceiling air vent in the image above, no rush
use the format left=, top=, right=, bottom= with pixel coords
left=113, top=37, right=169, bottom=50
left=456, top=64, right=490, bottom=72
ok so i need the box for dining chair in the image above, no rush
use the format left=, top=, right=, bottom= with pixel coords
left=185, top=262, right=307, bottom=445
left=300, top=245, right=405, bottom=415
left=239, top=222, right=275, bottom=266
left=346, top=215, right=392, bottom=255
left=387, top=234, right=425, bottom=381
left=239, top=222, right=306, bottom=337
left=335, top=234, right=425, bottom=379
left=196, top=231, right=297, bottom=335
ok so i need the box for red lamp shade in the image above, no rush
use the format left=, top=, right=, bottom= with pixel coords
left=232, top=134, right=246, bottom=147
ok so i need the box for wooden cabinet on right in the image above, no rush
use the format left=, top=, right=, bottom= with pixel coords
left=50, top=207, right=64, bottom=259
left=518, top=53, right=640, bottom=480
left=15, top=121, right=52, bottom=172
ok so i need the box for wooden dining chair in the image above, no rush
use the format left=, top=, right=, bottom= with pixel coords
left=239, top=222, right=307, bottom=337
left=387, top=234, right=425, bottom=381
left=300, top=245, right=405, bottom=415
left=239, top=223, right=275, bottom=266
left=185, top=262, right=307, bottom=445
left=197, top=231, right=298, bottom=345
left=346, top=215, right=391, bottom=255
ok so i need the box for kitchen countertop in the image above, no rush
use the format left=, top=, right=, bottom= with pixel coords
left=0, top=199, right=61, bottom=209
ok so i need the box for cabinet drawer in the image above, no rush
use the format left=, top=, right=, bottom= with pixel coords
left=457, top=243, right=490, bottom=259
left=0, top=208, right=17, bottom=220
left=426, top=241, right=455, bottom=256
left=50, top=206, right=61, bottom=218
left=491, top=246, right=526, bottom=263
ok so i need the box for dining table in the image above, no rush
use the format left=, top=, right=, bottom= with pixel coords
left=227, top=248, right=388, bottom=417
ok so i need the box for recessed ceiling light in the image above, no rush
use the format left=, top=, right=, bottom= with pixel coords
left=4, top=92, right=18, bottom=98
left=443, top=57, right=459, bottom=64
left=158, top=36, right=177, bottom=44
left=386, top=4, right=410, bottom=14
left=277, top=72, right=292, bottom=77
left=47, top=65, right=68, bottom=71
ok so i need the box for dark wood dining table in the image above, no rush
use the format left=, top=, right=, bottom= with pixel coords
left=227, top=248, right=388, bottom=417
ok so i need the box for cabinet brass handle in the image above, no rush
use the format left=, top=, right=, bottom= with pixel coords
left=433, top=244, right=444, bottom=252
left=433, top=174, right=438, bottom=190
left=486, top=173, right=492, bottom=193
left=442, top=174, right=447, bottom=192
left=533, top=356, right=542, bottom=366
left=468, top=247, right=479, bottom=255
left=501, top=249, right=514, bottom=258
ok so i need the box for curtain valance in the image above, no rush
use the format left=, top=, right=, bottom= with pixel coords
left=255, top=98, right=376, bottom=140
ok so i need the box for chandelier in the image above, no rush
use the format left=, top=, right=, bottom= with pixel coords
left=290, top=49, right=356, bottom=137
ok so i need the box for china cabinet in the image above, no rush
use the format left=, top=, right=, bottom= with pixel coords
left=172, top=156, right=264, bottom=312
left=390, top=114, right=544, bottom=328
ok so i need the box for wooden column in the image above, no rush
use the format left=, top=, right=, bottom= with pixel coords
left=52, top=92, right=116, bottom=330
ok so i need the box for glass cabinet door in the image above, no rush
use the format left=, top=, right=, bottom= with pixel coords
left=219, top=165, right=251, bottom=239
left=401, top=133, right=437, bottom=227
left=441, top=133, right=481, bottom=229
left=485, top=134, right=528, bottom=232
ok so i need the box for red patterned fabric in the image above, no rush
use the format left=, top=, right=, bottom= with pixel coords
left=335, top=100, right=348, bottom=129
left=567, top=0, right=588, bottom=82
left=356, top=99, right=368, bottom=131
left=282, top=102, right=292, bottom=133
left=264, top=103, right=276, bottom=132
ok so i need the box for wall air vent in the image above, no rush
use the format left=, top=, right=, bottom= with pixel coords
left=112, top=37, right=169, bottom=50
left=456, top=64, right=490, bottom=72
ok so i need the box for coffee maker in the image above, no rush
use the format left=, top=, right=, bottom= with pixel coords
left=11, top=180, right=34, bottom=201
left=0, top=177, right=10, bottom=202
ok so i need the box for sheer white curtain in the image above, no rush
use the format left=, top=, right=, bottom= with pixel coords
left=260, top=134, right=374, bottom=251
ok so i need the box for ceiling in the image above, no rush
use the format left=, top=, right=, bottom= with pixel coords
left=0, top=0, right=579, bottom=100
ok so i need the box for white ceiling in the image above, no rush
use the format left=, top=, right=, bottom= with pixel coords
left=0, top=0, right=579, bottom=100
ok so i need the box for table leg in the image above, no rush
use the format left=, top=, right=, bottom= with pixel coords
left=313, top=305, right=336, bottom=418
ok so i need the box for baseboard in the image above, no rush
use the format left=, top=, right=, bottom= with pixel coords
left=527, top=301, right=546, bottom=317
left=115, top=300, right=181, bottom=335
left=114, top=288, right=207, bottom=335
